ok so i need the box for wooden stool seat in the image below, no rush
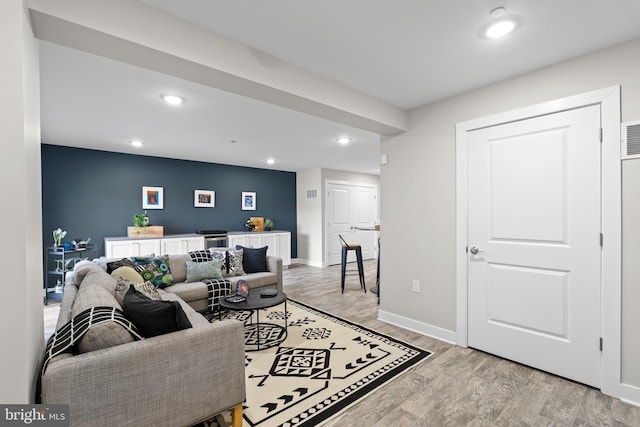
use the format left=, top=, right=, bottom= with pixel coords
left=339, top=234, right=366, bottom=293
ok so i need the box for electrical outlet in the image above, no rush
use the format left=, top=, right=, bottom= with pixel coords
left=412, top=279, right=420, bottom=293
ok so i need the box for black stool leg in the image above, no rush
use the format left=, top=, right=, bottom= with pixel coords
left=376, top=238, right=380, bottom=304
left=355, top=247, right=366, bottom=292
left=341, top=247, right=348, bottom=293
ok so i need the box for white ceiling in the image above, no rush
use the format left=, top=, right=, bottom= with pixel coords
left=38, top=0, right=640, bottom=174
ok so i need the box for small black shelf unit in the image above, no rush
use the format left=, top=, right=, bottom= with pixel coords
left=44, top=244, right=96, bottom=305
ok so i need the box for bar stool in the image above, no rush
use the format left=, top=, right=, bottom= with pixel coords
left=339, top=234, right=366, bottom=293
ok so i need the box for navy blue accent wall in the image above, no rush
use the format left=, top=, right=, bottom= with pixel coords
left=41, top=145, right=297, bottom=257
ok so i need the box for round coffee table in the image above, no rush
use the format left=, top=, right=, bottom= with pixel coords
left=219, top=290, right=288, bottom=351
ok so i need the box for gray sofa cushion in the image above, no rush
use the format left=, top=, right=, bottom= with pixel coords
left=227, top=272, right=278, bottom=290
left=165, top=281, right=209, bottom=303
left=168, top=253, right=189, bottom=283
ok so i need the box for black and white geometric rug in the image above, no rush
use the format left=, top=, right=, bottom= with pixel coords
left=197, top=299, right=432, bottom=427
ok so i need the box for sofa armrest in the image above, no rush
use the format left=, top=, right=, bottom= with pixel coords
left=267, top=256, right=283, bottom=291
left=42, top=320, right=245, bottom=427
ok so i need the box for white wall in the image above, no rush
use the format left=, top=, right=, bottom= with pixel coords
left=296, top=168, right=323, bottom=266
left=0, top=0, right=43, bottom=402
left=381, top=37, right=640, bottom=387
left=622, top=161, right=640, bottom=387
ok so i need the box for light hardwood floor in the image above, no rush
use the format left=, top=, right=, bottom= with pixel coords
left=43, top=260, right=640, bottom=426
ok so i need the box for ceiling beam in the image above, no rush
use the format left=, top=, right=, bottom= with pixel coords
left=28, top=0, right=408, bottom=136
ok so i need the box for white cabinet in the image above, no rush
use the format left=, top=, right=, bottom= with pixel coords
left=106, top=239, right=161, bottom=258
left=227, top=234, right=246, bottom=251
left=227, top=231, right=291, bottom=266
left=160, top=236, right=204, bottom=255
left=105, top=235, right=204, bottom=258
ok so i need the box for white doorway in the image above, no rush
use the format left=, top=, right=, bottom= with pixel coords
left=325, top=181, right=378, bottom=266
left=456, top=87, right=621, bottom=395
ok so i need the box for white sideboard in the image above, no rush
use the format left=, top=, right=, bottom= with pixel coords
left=105, top=234, right=204, bottom=258
left=227, top=231, right=291, bottom=267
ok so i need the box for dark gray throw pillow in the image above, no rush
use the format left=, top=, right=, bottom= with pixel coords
left=236, top=245, right=269, bottom=273
left=122, top=286, right=192, bottom=338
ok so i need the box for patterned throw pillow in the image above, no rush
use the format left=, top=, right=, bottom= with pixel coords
left=207, top=249, right=245, bottom=277
left=185, top=260, right=224, bottom=282
left=114, top=278, right=161, bottom=306
left=131, top=255, right=173, bottom=288
left=209, top=249, right=226, bottom=264
left=226, top=249, right=245, bottom=276
left=188, top=250, right=212, bottom=263
left=205, top=279, right=233, bottom=313
left=209, top=249, right=229, bottom=276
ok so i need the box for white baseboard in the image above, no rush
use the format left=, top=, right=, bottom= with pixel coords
left=294, top=258, right=324, bottom=268
left=619, top=383, right=640, bottom=407
left=377, top=309, right=457, bottom=344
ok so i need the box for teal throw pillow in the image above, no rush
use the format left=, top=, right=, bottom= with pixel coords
left=185, top=260, right=224, bottom=282
left=132, top=255, right=173, bottom=288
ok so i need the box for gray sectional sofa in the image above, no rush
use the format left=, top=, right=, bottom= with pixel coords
left=41, top=250, right=283, bottom=427
left=161, top=252, right=283, bottom=312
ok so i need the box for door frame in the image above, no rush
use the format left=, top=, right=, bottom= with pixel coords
left=455, top=86, right=621, bottom=397
left=324, top=179, right=378, bottom=267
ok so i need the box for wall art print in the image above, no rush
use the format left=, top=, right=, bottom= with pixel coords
left=142, top=186, right=163, bottom=209
left=194, top=189, right=215, bottom=208
left=242, top=191, right=256, bottom=211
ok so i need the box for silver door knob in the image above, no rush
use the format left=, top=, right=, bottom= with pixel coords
left=470, top=246, right=484, bottom=254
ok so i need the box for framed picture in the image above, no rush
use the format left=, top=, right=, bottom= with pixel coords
left=242, top=191, right=256, bottom=210
left=142, top=186, right=164, bottom=209
left=194, top=189, right=215, bottom=208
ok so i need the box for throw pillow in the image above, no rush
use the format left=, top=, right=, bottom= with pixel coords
left=209, top=249, right=228, bottom=275
left=131, top=255, right=173, bottom=288
left=110, top=266, right=144, bottom=283
left=226, top=249, right=245, bottom=276
left=122, top=286, right=192, bottom=338
left=185, top=260, right=224, bottom=282
left=236, top=245, right=269, bottom=273
left=114, top=278, right=160, bottom=306
left=188, top=250, right=212, bottom=263
left=106, top=258, right=135, bottom=274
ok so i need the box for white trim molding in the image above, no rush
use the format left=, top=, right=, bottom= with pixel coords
left=455, top=86, right=622, bottom=399
left=378, top=310, right=457, bottom=345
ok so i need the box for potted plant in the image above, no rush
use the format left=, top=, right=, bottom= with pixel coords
left=132, top=213, right=149, bottom=228
left=264, top=219, right=274, bottom=231
left=132, top=211, right=150, bottom=235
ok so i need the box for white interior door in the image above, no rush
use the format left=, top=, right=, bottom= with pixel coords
left=467, top=105, right=602, bottom=387
left=326, top=182, right=377, bottom=265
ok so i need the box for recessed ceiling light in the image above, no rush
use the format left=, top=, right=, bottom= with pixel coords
left=479, top=8, right=522, bottom=39
left=161, top=94, right=184, bottom=105
left=337, top=136, right=351, bottom=145
left=266, top=158, right=275, bottom=165
left=486, top=19, right=516, bottom=38
left=130, top=139, right=144, bottom=148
